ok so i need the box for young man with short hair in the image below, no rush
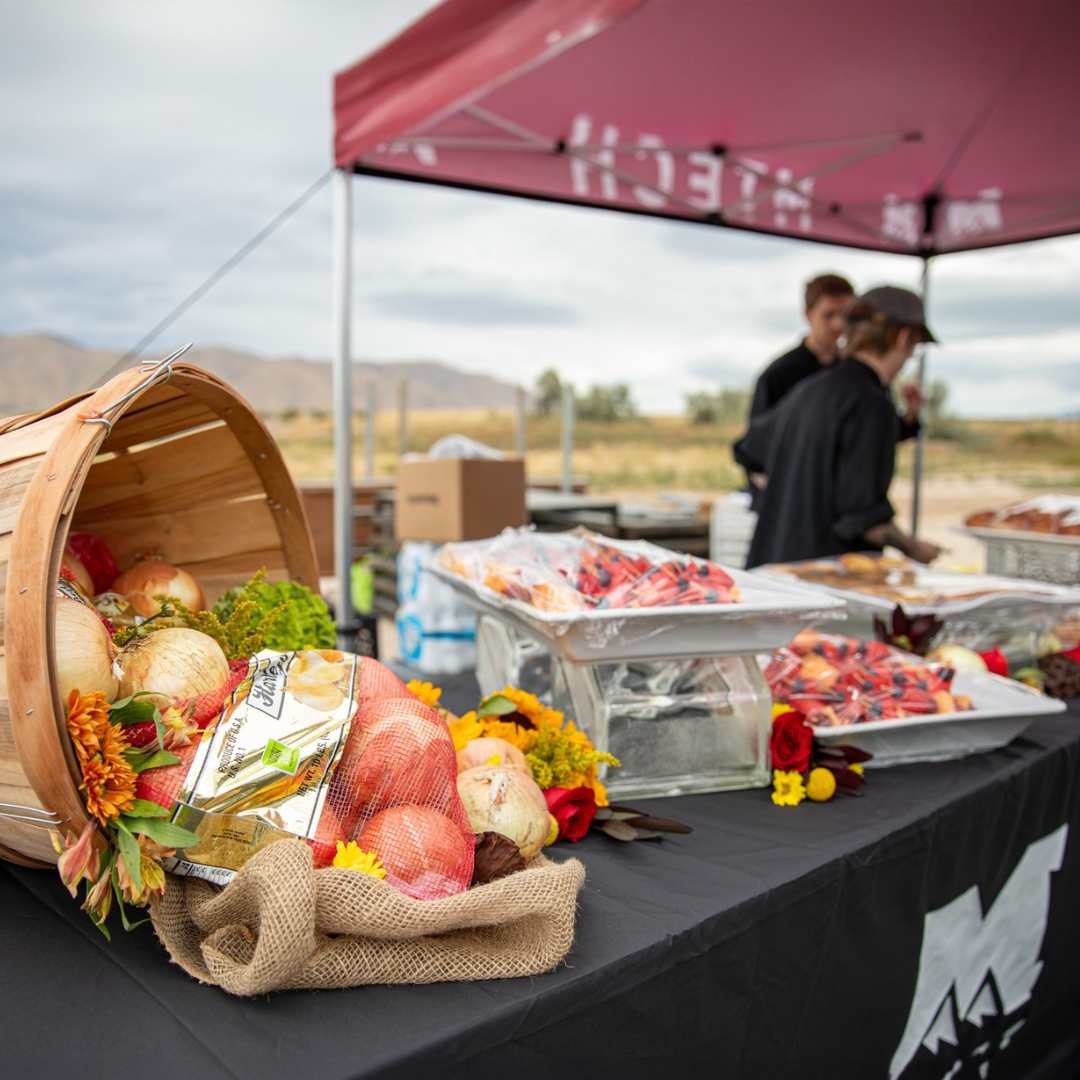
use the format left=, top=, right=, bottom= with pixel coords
left=748, top=273, right=855, bottom=421
left=740, top=286, right=942, bottom=569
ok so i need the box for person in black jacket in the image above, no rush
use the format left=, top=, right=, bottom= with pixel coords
left=749, top=273, right=854, bottom=420
left=740, top=286, right=942, bottom=569
left=738, top=273, right=923, bottom=509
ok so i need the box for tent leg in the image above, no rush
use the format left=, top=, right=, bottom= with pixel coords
left=332, top=168, right=356, bottom=648
left=560, top=384, right=575, bottom=493
left=910, top=256, right=931, bottom=538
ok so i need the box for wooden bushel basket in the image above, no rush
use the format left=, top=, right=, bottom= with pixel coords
left=0, top=354, right=318, bottom=867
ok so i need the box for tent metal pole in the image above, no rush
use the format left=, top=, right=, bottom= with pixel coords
left=364, top=381, right=376, bottom=478
left=910, top=256, right=931, bottom=537
left=560, top=385, right=574, bottom=494
left=332, top=168, right=356, bottom=647
left=515, top=386, right=527, bottom=456
left=397, top=378, right=409, bottom=456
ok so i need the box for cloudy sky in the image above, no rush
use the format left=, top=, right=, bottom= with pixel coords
left=2, top=0, right=1078, bottom=417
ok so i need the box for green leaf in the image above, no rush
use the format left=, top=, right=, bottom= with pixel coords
left=109, top=698, right=158, bottom=726
left=477, top=694, right=517, bottom=718
left=114, top=819, right=143, bottom=896
left=122, top=816, right=200, bottom=849
left=123, top=799, right=170, bottom=820
left=125, top=749, right=180, bottom=774
left=111, top=878, right=149, bottom=932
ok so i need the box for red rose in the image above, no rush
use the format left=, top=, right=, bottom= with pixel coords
left=978, top=648, right=1009, bottom=678
left=770, top=710, right=813, bottom=773
left=543, top=786, right=597, bottom=842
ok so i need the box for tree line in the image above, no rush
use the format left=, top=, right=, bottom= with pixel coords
left=533, top=369, right=958, bottom=436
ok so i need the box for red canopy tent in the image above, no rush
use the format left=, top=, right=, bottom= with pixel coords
left=326, top=0, right=1080, bottom=628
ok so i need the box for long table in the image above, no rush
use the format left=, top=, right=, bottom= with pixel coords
left=3, top=691, right=1079, bottom=1080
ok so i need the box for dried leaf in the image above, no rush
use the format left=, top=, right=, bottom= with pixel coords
left=470, top=831, right=526, bottom=885
left=619, top=813, right=693, bottom=835
left=596, top=818, right=639, bottom=842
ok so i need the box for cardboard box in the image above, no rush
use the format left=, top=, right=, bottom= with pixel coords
left=395, top=458, right=528, bottom=542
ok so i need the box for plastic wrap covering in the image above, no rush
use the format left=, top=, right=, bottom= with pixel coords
left=963, top=494, right=1080, bottom=535
left=755, top=554, right=1080, bottom=650
left=809, top=666, right=1064, bottom=767
left=763, top=629, right=1067, bottom=768
left=138, top=652, right=472, bottom=899
left=763, top=630, right=971, bottom=727
left=435, top=527, right=844, bottom=662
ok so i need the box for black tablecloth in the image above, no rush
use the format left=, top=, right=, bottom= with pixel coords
left=3, top=687, right=1079, bottom=1080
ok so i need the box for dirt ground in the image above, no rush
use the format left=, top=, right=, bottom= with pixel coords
left=888, top=476, right=1036, bottom=572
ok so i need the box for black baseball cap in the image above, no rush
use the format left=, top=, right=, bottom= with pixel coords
left=848, top=286, right=938, bottom=343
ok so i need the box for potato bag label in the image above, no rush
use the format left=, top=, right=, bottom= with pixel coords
left=164, top=649, right=359, bottom=885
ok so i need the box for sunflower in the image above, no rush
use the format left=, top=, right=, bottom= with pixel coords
left=498, top=686, right=564, bottom=732
left=448, top=710, right=484, bottom=752
left=406, top=680, right=443, bottom=708
left=65, top=689, right=112, bottom=763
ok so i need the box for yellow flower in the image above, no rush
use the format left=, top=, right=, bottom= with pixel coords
left=448, top=710, right=484, bottom=752
left=579, top=767, right=610, bottom=809
left=497, top=686, right=564, bottom=732
left=478, top=718, right=537, bottom=753
left=771, top=769, right=807, bottom=807
left=771, top=702, right=798, bottom=723
left=65, top=689, right=112, bottom=763
left=333, top=841, right=387, bottom=879
left=116, top=834, right=175, bottom=906
left=160, top=706, right=199, bottom=750
left=407, top=680, right=443, bottom=708
left=544, top=814, right=560, bottom=847
left=849, top=763, right=864, bottom=776
left=806, top=767, right=837, bottom=802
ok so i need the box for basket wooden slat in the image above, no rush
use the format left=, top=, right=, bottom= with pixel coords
left=73, top=425, right=261, bottom=521
left=98, top=391, right=221, bottom=453
left=0, top=362, right=319, bottom=866
left=74, top=497, right=283, bottom=574
left=0, top=459, right=43, bottom=536
left=0, top=411, right=73, bottom=468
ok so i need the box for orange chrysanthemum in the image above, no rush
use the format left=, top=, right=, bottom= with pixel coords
left=65, top=689, right=112, bottom=763
left=79, top=722, right=137, bottom=824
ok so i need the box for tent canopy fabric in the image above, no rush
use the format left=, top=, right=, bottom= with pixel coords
left=335, top=0, right=1080, bottom=256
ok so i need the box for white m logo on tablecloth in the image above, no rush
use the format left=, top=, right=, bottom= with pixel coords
left=890, top=824, right=1068, bottom=1079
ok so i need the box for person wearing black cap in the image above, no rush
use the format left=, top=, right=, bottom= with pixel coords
left=738, top=274, right=923, bottom=512
left=739, top=285, right=942, bottom=568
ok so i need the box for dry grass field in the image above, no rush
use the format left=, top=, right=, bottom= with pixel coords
left=266, top=408, right=1080, bottom=571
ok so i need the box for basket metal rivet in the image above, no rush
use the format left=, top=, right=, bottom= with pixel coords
left=19, top=586, right=28, bottom=593
left=259, top=452, right=266, bottom=459
left=47, top=475, right=56, bottom=481
left=25, top=709, right=33, bottom=716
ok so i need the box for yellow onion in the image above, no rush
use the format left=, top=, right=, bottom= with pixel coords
left=112, top=555, right=205, bottom=618
left=114, top=627, right=228, bottom=705
left=55, top=595, right=119, bottom=702
left=925, top=644, right=988, bottom=672
left=456, top=764, right=550, bottom=862
left=456, top=736, right=530, bottom=774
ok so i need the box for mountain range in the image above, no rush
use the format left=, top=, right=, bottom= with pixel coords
left=0, top=334, right=523, bottom=417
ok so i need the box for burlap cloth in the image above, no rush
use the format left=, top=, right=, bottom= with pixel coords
left=150, top=840, right=586, bottom=996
